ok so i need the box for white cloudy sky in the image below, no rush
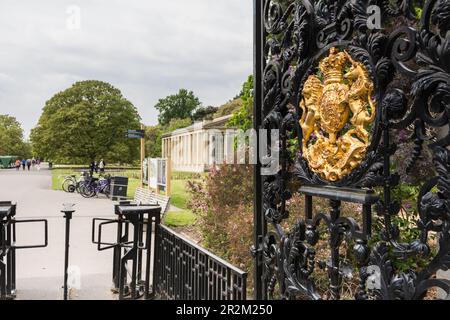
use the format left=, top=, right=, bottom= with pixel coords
left=0, top=0, right=253, bottom=137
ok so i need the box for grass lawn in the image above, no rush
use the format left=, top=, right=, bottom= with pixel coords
left=171, top=179, right=191, bottom=209
left=126, top=178, right=140, bottom=198
left=163, top=210, right=197, bottom=227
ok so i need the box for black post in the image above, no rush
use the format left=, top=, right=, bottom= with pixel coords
left=62, top=204, right=75, bottom=300
left=253, top=0, right=266, bottom=300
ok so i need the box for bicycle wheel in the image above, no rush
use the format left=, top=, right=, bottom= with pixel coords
left=103, top=184, right=111, bottom=198
left=80, top=184, right=96, bottom=198
left=62, top=178, right=76, bottom=193
left=67, top=184, right=76, bottom=193
left=75, top=181, right=82, bottom=193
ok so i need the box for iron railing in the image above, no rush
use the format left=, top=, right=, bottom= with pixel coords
left=0, top=202, right=48, bottom=300
left=154, top=224, right=247, bottom=300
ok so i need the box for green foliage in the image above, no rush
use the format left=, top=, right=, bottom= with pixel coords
left=390, top=184, right=424, bottom=246
left=30, top=80, right=141, bottom=164
left=171, top=170, right=205, bottom=180
left=413, top=0, right=423, bottom=19
left=21, top=142, right=33, bottom=159
left=192, top=106, right=218, bottom=121
left=214, top=98, right=243, bottom=118
left=372, top=183, right=437, bottom=273
left=145, top=125, right=163, bottom=158
left=163, top=118, right=193, bottom=133
left=0, top=115, right=32, bottom=158
left=227, top=75, right=253, bottom=131
left=144, top=118, right=192, bottom=159
left=155, top=89, right=202, bottom=126
left=415, top=7, right=423, bottom=19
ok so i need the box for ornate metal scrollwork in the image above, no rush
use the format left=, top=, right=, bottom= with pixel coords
left=258, top=0, right=450, bottom=300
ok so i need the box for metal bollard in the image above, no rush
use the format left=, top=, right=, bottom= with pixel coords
left=92, top=203, right=161, bottom=300
left=61, top=203, right=75, bottom=300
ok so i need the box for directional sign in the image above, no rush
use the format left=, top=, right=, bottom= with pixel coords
left=126, top=134, right=144, bottom=139
left=127, top=129, right=145, bottom=135
left=126, top=129, right=145, bottom=139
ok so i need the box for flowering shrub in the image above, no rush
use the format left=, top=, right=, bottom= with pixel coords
left=187, top=164, right=253, bottom=259
left=187, top=163, right=255, bottom=288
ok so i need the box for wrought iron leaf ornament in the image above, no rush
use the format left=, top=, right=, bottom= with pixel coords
left=258, top=0, right=450, bottom=300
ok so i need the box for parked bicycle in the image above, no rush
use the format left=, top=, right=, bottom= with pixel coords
left=61, top=171, right=89, bottom=193
left=79, top=174, right=111, bottom=198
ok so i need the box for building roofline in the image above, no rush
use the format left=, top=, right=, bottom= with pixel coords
left=161, top=114, right=233, bottom=138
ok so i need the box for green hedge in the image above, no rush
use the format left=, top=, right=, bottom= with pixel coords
left=171, top=170, right=206, bottom=180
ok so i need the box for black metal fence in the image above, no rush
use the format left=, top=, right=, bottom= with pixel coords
left=154, top=224, right=247, bottom=300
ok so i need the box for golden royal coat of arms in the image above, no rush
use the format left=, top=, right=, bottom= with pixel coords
left=300, top=47, right=377, bottom=182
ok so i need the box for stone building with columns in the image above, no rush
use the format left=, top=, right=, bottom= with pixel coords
left=161, top=115, right=234, bottom=173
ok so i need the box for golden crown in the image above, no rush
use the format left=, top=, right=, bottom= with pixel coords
left=319, top=47, right=347, bottom=84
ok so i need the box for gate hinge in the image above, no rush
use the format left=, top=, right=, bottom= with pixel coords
left=250, top=235, right=264, bottom=259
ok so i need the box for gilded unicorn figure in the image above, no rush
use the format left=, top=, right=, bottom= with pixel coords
left=344, top=51, right=377, bottom=144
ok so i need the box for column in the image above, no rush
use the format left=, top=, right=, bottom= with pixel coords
left=189, top=133, right=193, bottom=167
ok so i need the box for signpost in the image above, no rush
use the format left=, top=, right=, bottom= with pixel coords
left=126, top=129, right=145, bottom=139
left=126, top=126, right=171, bottom=195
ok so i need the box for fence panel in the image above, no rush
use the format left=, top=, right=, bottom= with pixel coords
left=154, top=224, right=247, bottom=300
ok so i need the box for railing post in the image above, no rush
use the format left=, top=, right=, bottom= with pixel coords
left=253, top=0, right=266, bottom=300
left=149, top=207, right=161, bottom=299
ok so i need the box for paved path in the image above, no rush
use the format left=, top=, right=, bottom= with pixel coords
left=0, top=169, right=117, bottom=300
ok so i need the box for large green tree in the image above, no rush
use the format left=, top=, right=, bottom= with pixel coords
left=30, top=80, right=141, bottom=164
left=155, top=89, right=201, bottom=125
left=0, top=115, right=31, bottom=158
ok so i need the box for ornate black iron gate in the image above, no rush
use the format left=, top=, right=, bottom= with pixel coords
left=253, top=0, right=450, bottom=300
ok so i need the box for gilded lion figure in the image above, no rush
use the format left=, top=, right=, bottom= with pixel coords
left=299, top=75, right=322, bottom=148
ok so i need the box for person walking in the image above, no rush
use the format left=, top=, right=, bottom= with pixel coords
left=98, top=159, right=106, bottom=173
left=89, top=161, right=95, bottom=176
left=21, top=159, right=26, bottom=171
left=15, top=159, right=21, bottom=170
left=27, top=159, right=31, bottom=171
